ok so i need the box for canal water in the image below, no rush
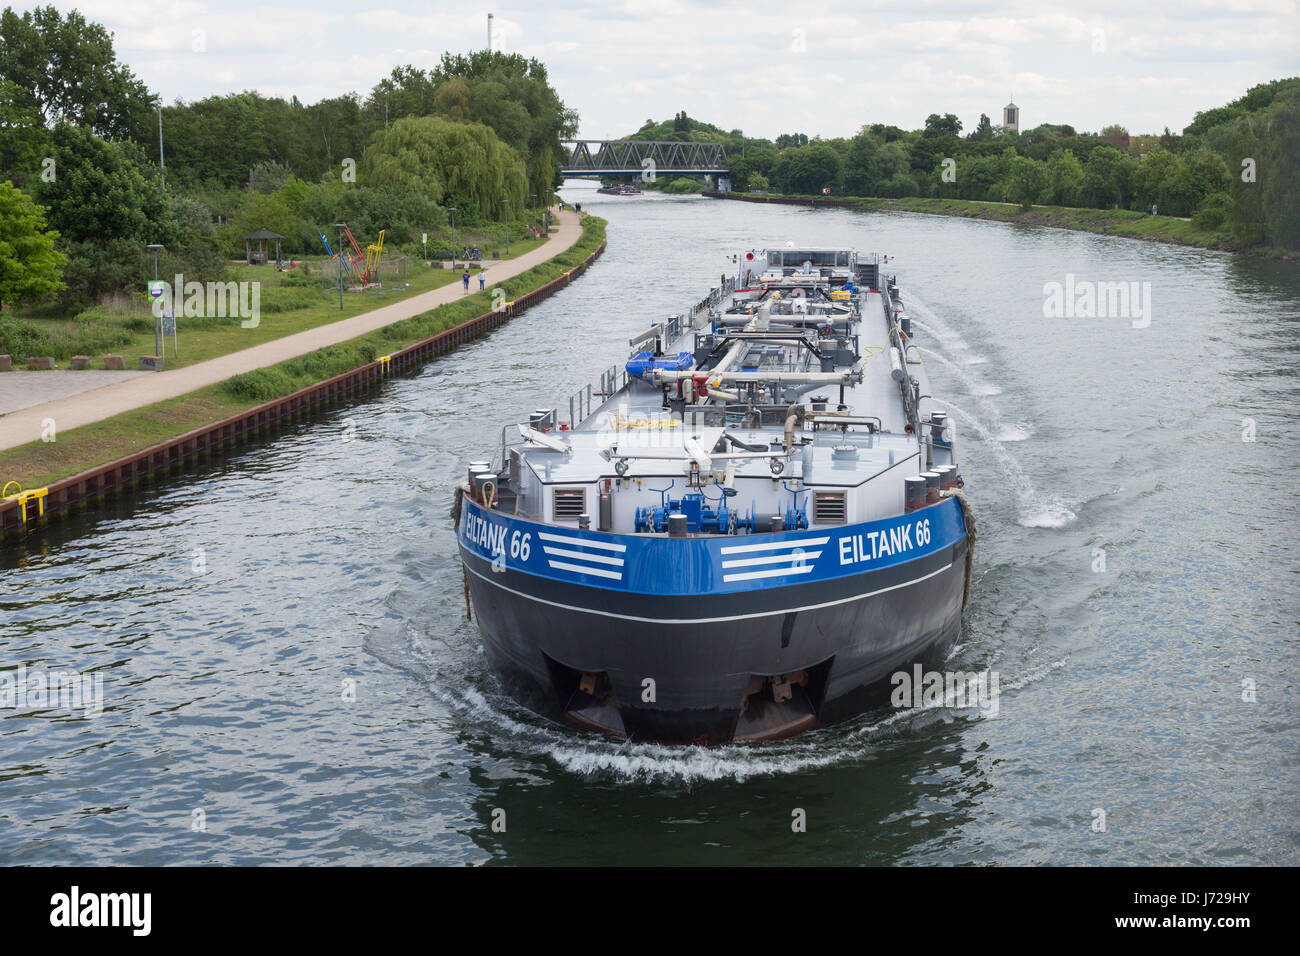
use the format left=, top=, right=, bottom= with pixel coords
left=2, top=184, right=1296, bottom=865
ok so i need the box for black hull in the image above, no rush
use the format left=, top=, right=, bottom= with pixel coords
left=460, top=537, right=967, bottom=744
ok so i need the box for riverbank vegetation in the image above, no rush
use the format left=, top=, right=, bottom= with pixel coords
left=0, top=5, right=578, bottom=333
left=2, top=215, right=605, bottom=490
left=630, top=79, right=1299, bottom=253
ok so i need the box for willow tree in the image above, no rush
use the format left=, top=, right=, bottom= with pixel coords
left=362, top=116, right=527, bottom=223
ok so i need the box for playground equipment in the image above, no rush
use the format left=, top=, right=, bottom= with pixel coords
left=318, top=222, right=391, bottom=288
left=363, top=230, right=386, bottom=284
left=317, top=227, right=361, bottom=288
left=318, top=224, right=406, bottom=294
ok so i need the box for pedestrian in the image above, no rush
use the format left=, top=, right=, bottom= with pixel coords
left=1152, top=202, right=1158, bottom=216
left=478, top=268, right=486, bottom=290
left=462, top=269, right=470, bottom=294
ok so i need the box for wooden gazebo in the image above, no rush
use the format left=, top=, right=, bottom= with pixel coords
left=244, top=229, right=284, bottom=266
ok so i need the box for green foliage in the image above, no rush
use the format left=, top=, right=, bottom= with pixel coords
left=1083, top=146, right=1134, bottom=208
left=1192, top=192, right=1230, bottom=231
left=0, top=312, right=135, bottom=362
left=841, top=133, right=881, bottom=195
left=0, top=79, right=49, bottom=187
left=0, top=180, right=65, bottom=311
left=662, top=177, right=703, bottom=194
left=36, top=124, right=179, bottom=244
left=224, top=342, right=378, bottom=402
left=1046, top=149, right=1085, bottom=207
left=217, top=191, right=303, bottom=258
left=297, top=181, right=446, bottom=249
left=0, top=5, right=152, bottom=140
left=923, top=113, right=963, bottom=138
left=967, top=114, right=995, bottom=142
left=1006, top=155, right=1049, bottom=208
left=1222, top=88, right=1300, bottom=248
left=1183, top=78, right=1300, bottom=138
left=56, top=238, right=146, bottom=311
left=774, top=143, right=841, bottom=194
left=362, top=116, right=527, bottom=222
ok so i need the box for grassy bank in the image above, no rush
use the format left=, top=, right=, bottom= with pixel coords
left=2, top=215, right=606, bottom=490
left=717, top=192, right=1295, bottom=259
left=0, top=234, right=552, bottom=369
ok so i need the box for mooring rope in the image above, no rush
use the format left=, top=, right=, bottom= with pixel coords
left=941, top=488, right=976, bottom=610
left=451, top=483, right=464, bottom=530
left=451, top=484, right=471, bottom=619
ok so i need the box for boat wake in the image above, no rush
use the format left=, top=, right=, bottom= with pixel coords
left=380, top=612, right=1070, bottom=785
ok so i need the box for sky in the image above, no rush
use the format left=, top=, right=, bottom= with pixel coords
left=30, top=0, right=1300, bottom=140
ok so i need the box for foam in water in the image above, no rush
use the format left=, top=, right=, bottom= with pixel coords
left=912, top=343, right=1029, bottom=441
left=904, top=293, right=974, bottom=352
left=938, top=398, right=1076, bottom=529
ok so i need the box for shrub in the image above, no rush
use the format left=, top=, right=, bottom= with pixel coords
left=1192, top=192, right=1230, bottom=231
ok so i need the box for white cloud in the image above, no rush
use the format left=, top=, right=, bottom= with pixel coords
left=18, top=0, right=1299, bottom=139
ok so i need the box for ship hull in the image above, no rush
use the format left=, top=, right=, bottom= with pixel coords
left=457, top=496, right=969, bottom=744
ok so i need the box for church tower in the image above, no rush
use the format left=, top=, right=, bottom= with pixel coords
left=1003, top=98, right=1019, bottom=133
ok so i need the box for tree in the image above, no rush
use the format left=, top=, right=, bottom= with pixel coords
left=841, top=133, right=881, bottom=195
left=429, top=50, right=578, bottom=204
left=0, top=5, right=153, bottom=140
left=967, top=113, right=994, bottom=141
left=1046, top=149, right=1085, bottom=206
left=1005, top=155, right=1048, bottom=208
left=0, top=79, right=49, bottom=187
left=1224, top=88, right=1300, bottom=248
left=0, top=181, right=65, bottom=311
left=362, top=116, right=527, bottom=222
left=774, top=143, right=840, bottom=194
left=1100, top=124, right=1129, bottom=138
left=923, top=113, right=962, bottom=138
left=1083, top=145, right=1133, bottom=207
left=36, top=124, right=180, bottom=245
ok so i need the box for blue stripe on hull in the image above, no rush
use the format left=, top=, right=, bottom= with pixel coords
left=457, top=495, right=967, bottom=597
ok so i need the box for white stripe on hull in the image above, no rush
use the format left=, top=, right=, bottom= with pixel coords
left=462, top=559, right=954, bottom=624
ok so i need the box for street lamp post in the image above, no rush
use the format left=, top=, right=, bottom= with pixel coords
left=501, top=199, right=510, bottom=255
left=334, top=223, right=346, bottom=310
left=449, top=208, right=456, bottom=269
left=147, top=243, right=164, bottom=355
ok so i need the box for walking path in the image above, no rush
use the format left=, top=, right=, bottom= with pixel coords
left=0, top=208, right=582, bottom=453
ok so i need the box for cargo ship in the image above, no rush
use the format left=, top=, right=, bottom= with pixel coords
left=454, top=246, right=973, bottom=744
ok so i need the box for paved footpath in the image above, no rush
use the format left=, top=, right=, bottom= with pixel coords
left=0, top=208, right=582, bottom=453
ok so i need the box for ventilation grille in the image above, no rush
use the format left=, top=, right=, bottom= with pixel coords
left=552, top=488, right=587, bottom=521
left=813, top=491, right=847, bottom=525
